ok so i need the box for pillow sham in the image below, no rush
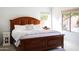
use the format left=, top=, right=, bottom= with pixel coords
left=14, top=25, right=26, bottom=30
left=14, top=24, right=43, bottom=31
left=32, top=25, right=44, bottom=31
left=25, top=24, right=33, bottom=30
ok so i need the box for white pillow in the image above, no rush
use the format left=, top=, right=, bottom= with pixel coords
left=25, top=24, right=33, bottom=30
left=32, top=25, right=44, bottom=31
left=14, top=24, right=43, bottom=31
left=14, top=25, right=26, bottom=30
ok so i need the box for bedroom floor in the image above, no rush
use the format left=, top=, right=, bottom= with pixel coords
left=64, top=38, right=79, bottom=51
left=0, top=45, right=16, bottom=51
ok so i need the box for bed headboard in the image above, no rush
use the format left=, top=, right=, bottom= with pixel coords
left=10, top=16, right=40, bottom=32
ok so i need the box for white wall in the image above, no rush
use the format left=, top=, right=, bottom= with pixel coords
left=52, top=7, right=79, bottom=47
left=0, top=7, right=52, bottom=43
left=0, top=7, right=51, bottom=32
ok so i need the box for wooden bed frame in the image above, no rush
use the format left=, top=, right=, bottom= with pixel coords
left=10, top=16, right=64, bottom=51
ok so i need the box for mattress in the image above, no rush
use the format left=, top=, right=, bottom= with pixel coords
left=20, top=31, right=61, bottom=39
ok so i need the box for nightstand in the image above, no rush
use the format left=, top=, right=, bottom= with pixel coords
left=3, top=32, right=10, bottom=46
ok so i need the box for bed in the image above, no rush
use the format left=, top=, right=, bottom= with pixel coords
left=10, top=16, right=64, bottom=51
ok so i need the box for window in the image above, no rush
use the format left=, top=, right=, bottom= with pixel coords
left=62, top=8, right=79, bottom=32
left=62, top=12, right=71, bottom=31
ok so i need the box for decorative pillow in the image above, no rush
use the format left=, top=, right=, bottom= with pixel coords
left=25, top=24, right=33, bottom=30
left=14, top=25, right=26, bottom=30
left=14, top=24, right=43, bottom=31
left=32, top=25, right=44, bottom=31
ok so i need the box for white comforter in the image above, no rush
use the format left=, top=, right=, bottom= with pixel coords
left=12, top=29, right=61, bottom=47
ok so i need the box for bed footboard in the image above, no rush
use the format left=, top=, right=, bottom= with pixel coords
left=16, top=34, right=64, bottom=51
